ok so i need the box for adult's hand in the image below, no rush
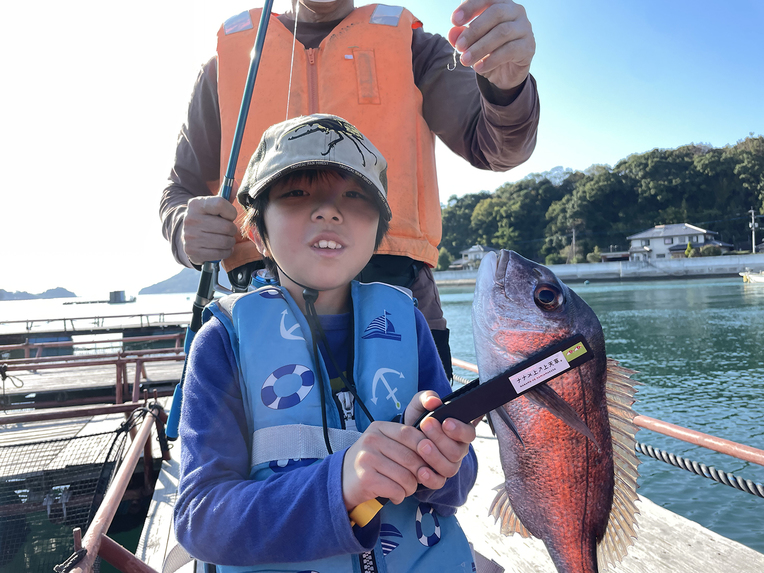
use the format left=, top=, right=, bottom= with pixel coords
left=448, top=0, right=536, bottom=91
left=182, top=196, right=238, bottom=266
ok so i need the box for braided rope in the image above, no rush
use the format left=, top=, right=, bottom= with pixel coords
left=636, top=442, right=764, bottom=498
left=452, top=374, right=473, bottom=385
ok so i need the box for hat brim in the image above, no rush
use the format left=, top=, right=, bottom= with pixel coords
left=238, top=159, right=392, bottom=222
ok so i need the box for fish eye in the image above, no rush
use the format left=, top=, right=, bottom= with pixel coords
left=534, top=283, right=564, bottom=311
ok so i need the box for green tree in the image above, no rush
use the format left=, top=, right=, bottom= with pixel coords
left=586, top=246, right=603, bottom=263
left=684, top=242, right=693, bottom=258
left=440, top=192, right=491, bottom=259
left=436, top=247, right=453, bottom=271
left=439, top=135, right=763, bottom=261
left=700, top=244, right=722, bottom=257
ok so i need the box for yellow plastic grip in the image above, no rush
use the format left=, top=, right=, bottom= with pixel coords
left=348, top=498, right=384, bottom=528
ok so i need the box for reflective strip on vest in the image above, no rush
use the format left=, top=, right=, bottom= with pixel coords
left=251, top=424, right=362, bottom=467
left=223, top=10, right=253, bottom=35
left=370, top=5, right=404, bottom=26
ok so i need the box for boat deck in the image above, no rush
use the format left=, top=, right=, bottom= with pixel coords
left=137, top=401, right=764, bottom=573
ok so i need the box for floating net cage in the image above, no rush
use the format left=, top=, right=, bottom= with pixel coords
left=0, top=426, right=129, bottom=573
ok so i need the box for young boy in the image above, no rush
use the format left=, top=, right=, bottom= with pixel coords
left=175, top=114, right=478, bottom=573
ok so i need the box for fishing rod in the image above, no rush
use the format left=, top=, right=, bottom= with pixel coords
left=166, top=0, right=276, bottom=441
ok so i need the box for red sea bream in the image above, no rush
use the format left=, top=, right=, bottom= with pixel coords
left=472, top=250, right=640, bottom=573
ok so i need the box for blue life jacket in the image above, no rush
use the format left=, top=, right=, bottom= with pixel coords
left=206, top=281, right=475, bottom=573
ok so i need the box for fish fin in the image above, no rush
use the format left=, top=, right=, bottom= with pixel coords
left=597, top=358, right=641, bottom=569
left=524, top=384, right=599, bottom=448
left=485, top=410, right=497, bottom=436
left=489, top=485, right=533, bottom=539
left=491, top=408, right=524, bottom=446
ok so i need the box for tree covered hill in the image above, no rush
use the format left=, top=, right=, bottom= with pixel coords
left=0, top=287, right=76, bottom=301
left=440, top=136, right=764, bottom=265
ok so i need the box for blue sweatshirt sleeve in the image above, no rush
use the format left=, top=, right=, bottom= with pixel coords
left=412, top=309, right=478, bottom=515
left=174, top=317, right=373, bottom=566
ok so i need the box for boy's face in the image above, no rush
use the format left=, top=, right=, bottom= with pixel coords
left=258, top=170, right=380, bottom=313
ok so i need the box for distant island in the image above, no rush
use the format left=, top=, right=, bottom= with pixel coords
left=0, top=287, right=77, bottom=301
left=140, top=267, right=232, bottom=295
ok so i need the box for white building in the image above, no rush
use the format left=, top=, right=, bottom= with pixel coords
left=449, top=245, right=497, bottom=270
left=627, top=224, right=731, bottom=261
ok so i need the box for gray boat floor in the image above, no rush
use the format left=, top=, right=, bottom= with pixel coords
left=138, top=400, right=764, bottom=573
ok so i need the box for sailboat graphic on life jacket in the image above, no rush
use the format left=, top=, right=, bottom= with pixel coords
left=362, top=310, right=402, bottom=341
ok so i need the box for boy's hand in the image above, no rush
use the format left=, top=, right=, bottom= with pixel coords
left=448, top=0, right=535, bottom=91
left=342, top=421, right=427, bottom=510
left=182, top=196, right=238, bottom=265
left=404, top=391, right=478, bottom=491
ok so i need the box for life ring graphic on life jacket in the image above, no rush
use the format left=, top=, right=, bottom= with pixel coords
left=259, top=287, right=284, bottom=299
left=261, top=364, right=314, bottom=410
left=269, top=458, right=317, bottom=473
left=415, top=502, right=441, bottom=547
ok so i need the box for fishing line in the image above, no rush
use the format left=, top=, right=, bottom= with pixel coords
left=285, top=1, right=301, bottom=120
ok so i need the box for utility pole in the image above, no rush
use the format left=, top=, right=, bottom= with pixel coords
left=750, top=207, right=759, bottom=253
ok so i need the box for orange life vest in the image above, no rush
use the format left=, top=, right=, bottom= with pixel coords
left=216, top=4, right=441, bottom=271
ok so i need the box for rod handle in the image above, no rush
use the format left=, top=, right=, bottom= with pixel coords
left=349, top=497, right=387, bottom=528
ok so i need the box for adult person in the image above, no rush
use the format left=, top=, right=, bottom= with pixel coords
left=160, top=0, right=539, bottom=378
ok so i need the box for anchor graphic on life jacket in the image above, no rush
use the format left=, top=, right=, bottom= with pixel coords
left=371, top=368, right=403, bottom=410
left=280, top=310, right=304, bottom=341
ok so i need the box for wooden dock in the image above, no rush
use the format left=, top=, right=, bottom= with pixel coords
left=137, top=403, right=764, bottom=573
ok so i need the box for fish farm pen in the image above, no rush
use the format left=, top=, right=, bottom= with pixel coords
left=0, top=330, right=180, bottom=573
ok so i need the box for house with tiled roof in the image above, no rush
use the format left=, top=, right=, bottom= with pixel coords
left=627, top=224, right=733, bottom=261
left=448, top=245, right=498, bottom=270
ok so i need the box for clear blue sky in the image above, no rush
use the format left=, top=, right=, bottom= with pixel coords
left=1, top=1, right=762, bottom=297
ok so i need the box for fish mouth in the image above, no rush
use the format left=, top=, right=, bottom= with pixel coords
left=482, top=249, right=545, bottom=291
left=474, top=250, right=506, bottom=293
left=495, top=250, right=510, bottom=284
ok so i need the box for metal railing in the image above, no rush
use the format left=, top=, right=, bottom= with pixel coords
left=62, top=397, right=170, bottom=573
left=0, top=332, right=185, bottom=359
left=1, top=341, right=185, bottom=410
left=0, top=311, right=190, bottom=335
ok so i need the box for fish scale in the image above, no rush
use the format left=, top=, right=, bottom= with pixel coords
left=474, top=250, right=639, bottom=573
